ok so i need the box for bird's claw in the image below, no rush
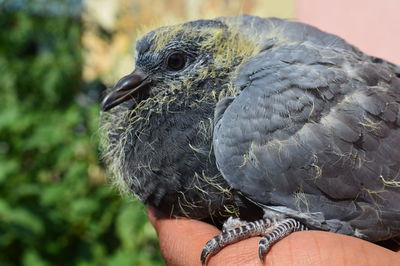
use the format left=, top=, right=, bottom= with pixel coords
left=258, top=218, right=308, bottom=262
left=201, top=238, right=220, bottom=266
left=200, top=218, right=307, bottom=265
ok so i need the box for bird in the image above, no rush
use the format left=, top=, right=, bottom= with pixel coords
left=100, top=15, right=400, bottom=265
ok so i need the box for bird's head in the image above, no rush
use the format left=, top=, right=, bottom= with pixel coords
left=99, top=18, right=259, bottom=218
left=101, top=19, right=257, bottom=112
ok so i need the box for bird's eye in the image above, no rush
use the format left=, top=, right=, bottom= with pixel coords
left=166, top=52, right=186, bottom=71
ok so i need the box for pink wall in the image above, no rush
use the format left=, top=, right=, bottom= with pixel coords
left=296, top=0, right=400, bottom=64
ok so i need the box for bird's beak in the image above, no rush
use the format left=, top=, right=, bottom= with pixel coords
left=101, top=68, right=151, bottom=111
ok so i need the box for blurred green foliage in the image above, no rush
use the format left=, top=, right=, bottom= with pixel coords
left=0, top=1, right=163, bottom=265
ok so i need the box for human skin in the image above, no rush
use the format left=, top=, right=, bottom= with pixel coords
left=148, top=209, right=400, bottom=266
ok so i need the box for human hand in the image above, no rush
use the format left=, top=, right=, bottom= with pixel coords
left=148, top=209, right=400, bottom=266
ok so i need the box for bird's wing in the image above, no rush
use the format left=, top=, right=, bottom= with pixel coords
left=213, top=40, right=400, bottom=241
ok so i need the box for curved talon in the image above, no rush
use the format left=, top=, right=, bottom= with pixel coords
left=200, top=249, right=209, bottom=266
left=201, top=238, right=220, bottom=266
left=258, top=238, right=270, bottom=263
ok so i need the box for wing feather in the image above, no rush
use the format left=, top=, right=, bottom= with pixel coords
left=214, top=28, right=400, bottom=241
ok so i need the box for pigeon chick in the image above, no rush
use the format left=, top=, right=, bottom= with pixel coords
left=100, top=15, right=400, bottom=265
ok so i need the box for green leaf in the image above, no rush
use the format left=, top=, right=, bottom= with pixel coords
left=0, top=158, right=19, bottom=183
left=23, top=249, right=49, bottom=266
left=106, top=250, right=134, bottom=266
left=0, top=199, right=44, bottom=236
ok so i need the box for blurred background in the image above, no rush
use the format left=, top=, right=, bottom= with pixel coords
left=0, top=0, right=398, bottom=265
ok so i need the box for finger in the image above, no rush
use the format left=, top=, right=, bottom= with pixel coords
left=149, top=212, right=400, bottom=266
left=148, top=210, right=262, bottom=265
left=263, top=231, right=400, bottom=266
left=151, top=216, right=220, bottom=266
left=209, top=231, right=400, bottom=266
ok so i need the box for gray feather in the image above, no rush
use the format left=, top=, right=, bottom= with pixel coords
left=214, top=17, right=400, bottom=241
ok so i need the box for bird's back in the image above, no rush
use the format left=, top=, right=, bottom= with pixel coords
left=213, top=15, right=400, bottom=241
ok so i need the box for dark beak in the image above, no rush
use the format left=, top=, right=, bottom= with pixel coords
left=101, top=68, right=151, bottom=111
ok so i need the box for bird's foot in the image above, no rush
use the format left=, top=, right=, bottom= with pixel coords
left=201, top=218, right=274, bottom=265
left=258, top=218, right=307, bottom=263
left=200, top=218, right=307, bottom=265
